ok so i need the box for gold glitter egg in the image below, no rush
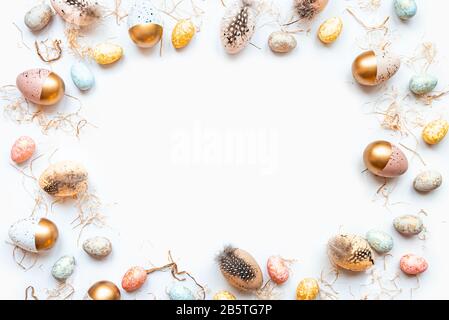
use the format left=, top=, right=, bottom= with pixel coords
left=422, top=119, right=449, bottom=145
left=86, top=281, right=121, bottom=300
left=352, top=50, right=400, bottom=86
left=327, top=234, right=374, bottom=272
left=172, top=19, right=196, bottom=49
left=296, top=278, right=319, bottom=300
left=318, top=17, right=343, bottom=44
left=213, top=290, right=237, bottom=300
left=93, top=43, right=123, bottom=65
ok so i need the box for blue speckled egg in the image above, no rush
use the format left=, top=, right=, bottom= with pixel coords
left=128, top=0, right=163, bottom=29
left=168, top=284, right=196, bottom=300
left=394, top=0, right=417, bottom=20
left=409, top=74, right=438, bottom=95
left=51, top=255, right=75, bottom=281
left=71, top=62, right=94, bottom=91
left=366, top=230, right=394, bottom=254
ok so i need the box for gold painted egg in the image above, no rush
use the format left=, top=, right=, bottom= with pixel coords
left=9, top=217, right=59, bottom=253
left=296, top=278, right=320, bottom=300
left=128, top=0, right=163, bottom=48
left=422, top=119, right=449, bottom=145
left=318, top=17, right=343, bottom=44
left=327, top=234, right=374, bottom=272
left=16, top=69, right=65, bottom=106
left=363, top=140, right=408, bottom=178
left=86, top=281, right=121, bottom=300
left=352, top=50, right=401, bottom=86
left=172, top=19, right=196, bottom=49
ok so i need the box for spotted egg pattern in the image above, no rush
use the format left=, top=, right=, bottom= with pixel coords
left=8, top=217, right=40, bottom=252
left=400, top=254, right=428, bottom=275
left=11, top=136, right=36, bottom=164
left=375, top=50, right=401, bottom=84
left=16, top=69, right=51, bottom=104
left=414, top=170, right=443, bottom=192
left=328, top=234, right=374, bottom=272
left=394, top=215, right=424, bottom=236
left=128, top=0, right=162, bottom=29
left=366, top=230, right=394, bottom=254
left=266, top=256, right=290, bottom=284
left=52, top=255, right=76, bottom=281
left=121, top=266, right=147, bottom=292
left=296, top=278, right=320, bottom=300
left=422, top=119, right=449, bottom=145
left=380, top=144, right=408, bottom=177
left=168, top=284, right=196, bottom=300
left=409, top=74, right=438, bottom=95
left=394, top=0, right=417, bottom=20
left=50, top=0, right=101, bottom=27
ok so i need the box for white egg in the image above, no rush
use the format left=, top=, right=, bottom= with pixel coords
left=8, top=218, right=39, bottom=252
left=128, top=0, right=163, bottom=29
left=50, top=0, right=101, bottom=27
left=24, top=3, right=54, bottom=31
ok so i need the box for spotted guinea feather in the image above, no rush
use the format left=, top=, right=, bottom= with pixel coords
left=217, top=246, right=256, bottom=282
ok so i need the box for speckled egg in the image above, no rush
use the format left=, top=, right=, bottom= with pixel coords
left=71, top=61, right=95, bottom=91
left=422, top=119, right=449, bottom=145
left=318, top=17, right=343, bottom=44
left=400, top=254, right=428, bottom=275
left=168, top=284, right=196, bottom=300
left=8, top=217, right=58, bottom=253
left=50, top=0, right=101, bottom=27
left=328, top=234, right=374, bottom=272
left=366, top=230, right=394, bottom=254
left=352, top=50, right=401, bottom=86
left=11, top=136, right=36, bottom=164
left=16, top=69, right=65, bottom=106
left=172, top=19, right=196, bottom=49
left=267, top=256, right=290, bottom=284
left=213, top=290, right=237, bottom=300
left=24, top=3, right=54, bottom=31
left=92, top=43, right=123, bottom=65
left=409, top=74, right=438, bottom=95
left=128, top=0, right=163, bottom=48
left=83, top=236, right=112, bottom=259
left=414, top=170, right=442, bottom=192
left=296, top=278, right=320, bottom=300
left=393, top=214, right=424, bottom=236
left=39, top=161, right=88, bottom=197
left=121, top=266, right=147, bottom=292
left=394, top=0, right=417, bottom=20
left=268, top=31, right=297, bottom=53
left=363, top=140, right=408, bottom=178
left=52, top=255, right=75, bottom=281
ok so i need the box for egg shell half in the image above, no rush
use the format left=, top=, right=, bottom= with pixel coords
left=8, top=217, right=40, bottom=252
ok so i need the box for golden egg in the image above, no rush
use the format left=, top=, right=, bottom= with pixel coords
left=328, top=234, right=374, bottom=272
left=352, top=50, right=401, bottom=86
left=172, top=19, right=196, bottom=49
left=363, top=140, right=408, bottom=178
left=87, top=281, right=121, bottom=300
left=422, top=119, right=449, bottom=145
left=93, top=43, right=123, bottom=65
left=129, top=24, right=163, bottom=48
left=35, top=218, right=59, bottom=251
left=213, top=290, right=237, bottom=300
left=296, top=278, right=320, bottom=300
left=40, top=73, right=65, bottom=105
left=318, top=17, right=343, bottom=44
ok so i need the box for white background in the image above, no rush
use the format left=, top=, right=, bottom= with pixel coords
left=0, top=0, right=448, bottom=300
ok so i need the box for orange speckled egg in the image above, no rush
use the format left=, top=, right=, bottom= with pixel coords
left=400, top=254, right=428, bottom=275
left=16, top=69, right=65, bottom=106
left=11, top=136, right=36, bottom=164
left=121, top=266, right=147, bottom=292
left=363, top=140, right=408, bottom=178
left=267, top=256, right=290, bottom=285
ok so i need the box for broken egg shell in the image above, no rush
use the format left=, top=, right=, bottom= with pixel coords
left=83, top=236, right=112, bottom=259
left=266, top=256, right=290, bottom=284
left=268, top=31, right=297, bottom=53
left=393, top=214, right=424, bottom=236
left=16, top=69, right=65, bottom=106
left=400, top=254, right=428, bottom=275
left=11, top=136, right=36, bottom=164
left=52, top=255, right=75, bottom=281
left=168, top=284, right=196, bottom=300
left=121, top=266, right=147, bottom=292
left=352, top=50, right=401, bottom=86
left=413, top=170, right=442, bottom=193
left=366, top=230, right=394, bottom=254
left=8, top=217, right=58, bottom=252
left=24, top=3, right=54, bottom=31
left=363, top=140, right=408, bottom=178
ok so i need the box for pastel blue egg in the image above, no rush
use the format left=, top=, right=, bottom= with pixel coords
left=71, top=61, right=95, bottom=91
left=409, top=74, right=438, bottom=95
left=366, top=230, right=394, bottom=254
left=394, top=0, right=417, bottom=20
left=168, top=284, right=196, bottom=300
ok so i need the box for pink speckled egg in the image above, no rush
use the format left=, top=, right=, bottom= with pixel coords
left=121, top=266, right=147, bottom=292
left=267, top=256, right=290, bottom=285
left=363, top=140, right=408, bottom=178
left=400, top=254, right=428, bottom=275
left=16, top=69, right=65, bottom=106
left=11, top=136, right=36, bottom=164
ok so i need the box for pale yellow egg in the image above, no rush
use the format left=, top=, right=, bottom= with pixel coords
left=318, top=17, right=343, bottom=44
left=422, top=119, right=449, bottom=145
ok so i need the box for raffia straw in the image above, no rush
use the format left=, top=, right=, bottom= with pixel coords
left=25, top=286, right=39, bottom=300
left=35, top=39, right=63, bottom=62
left=346, top=8, right=390, bottom=35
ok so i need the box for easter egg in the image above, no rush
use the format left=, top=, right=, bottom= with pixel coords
left=422, top=119, right=449, bottom=145
left=52, top=255, right=76, bottom=281
left=9, top=217, right=58, bottom=253
left=128, top=0, right=163, bottom=48
left=121, top=266, right=147, bottom=292
left=83, top=236, right=112, bottom=259
left=363, top=140, right=408, bottom=178
left=217, top=246, right=263, bottom=291
left=11, top=136, right=36, bottom=164
left=266, top=256, right=290, bottom=284
left=93, top=43, right=123, bottom=65
left=220, top=1, right=256, bottom=54
left=318, top=17, right=343, bottom=44
left=172, top=19, right=196, bottom=49
left=393, top=215, right=424, bottom=236
left=71, top=62, right=95, bottom=91
left=168, top=284, right=196, bottom=300
left=414, top=170, right=442, bottom=193
left=352, top=50, right=401, bottom=86
left=24, top=3, right=54, bottom=31
left=296, top=278, right=320, bottom=300
left=86, top=281, right=121, bottom=300
left=366, top=230, right=394, bottom=254
left=394, top=0, right=417, bottom=20
left=268, top=31, right=297, bottom=53
left=16, top=69, right=65, bottom=106
left=295, top=0, right=329, bottom=20
left=409, top=74, right=438, bottom=95
left=213, top=290, right=237, bottom=300
left=328, top=234, right=374, bottom=272
left=39, top=161, right=88, bottom=197
left=50, top=0, right=101, bottom=27
left=400, top=254, right=428, bottom=275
